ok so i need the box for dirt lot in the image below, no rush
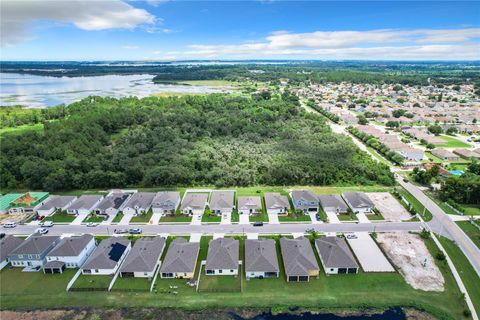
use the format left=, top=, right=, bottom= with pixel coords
left=0, top=212, right=32, bottom=224
left=377, top=232, right=444, bottom=292
left=367, top=192, right=412, bottom=221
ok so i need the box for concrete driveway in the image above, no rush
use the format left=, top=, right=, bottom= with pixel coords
left=118, top=214, right=133, bottom=225
left=71, top=213, right=88, bottom=225
left=267, top=213, right=279, bottom=224
left=325, top=212, right=340, bottom=223
left=308, top=212, right=321, bottom=224
left=357, top=213, right=371, bottom=223
left=150, top=213, right=162, bottom=225
left=190, top=214, right=202, bottom=225
left=239, top=214, right=249, bottom=225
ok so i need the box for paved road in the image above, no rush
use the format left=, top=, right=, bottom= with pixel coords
left=399, top=178, right=480, bottom=277
left=3, top=221, right=423, bottom=237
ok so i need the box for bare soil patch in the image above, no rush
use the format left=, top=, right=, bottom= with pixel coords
left=377, top=232, right=444, bottom=292
left=367, top=192, right=411, bottom=221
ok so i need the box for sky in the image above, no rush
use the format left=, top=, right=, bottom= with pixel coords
left=1, top=0, right=479, bottom=61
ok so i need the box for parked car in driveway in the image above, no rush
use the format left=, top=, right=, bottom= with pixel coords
left=315, top=213, right=321, bottom=221
left=128, top=228, right=142, bottom=234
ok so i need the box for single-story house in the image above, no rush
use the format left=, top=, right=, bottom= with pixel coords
left=120, top=236, right=166, bottom=278
left=315, top=237, right=359, bottom=275
left=264, top=193, right=290, bottom=215
left=93, top=192, right=131, bottom=217
left=205, top=238, right=239, bottom=276
left=180, top=193, right=209, bottom=215
left=36, top=195, right=78, bottom=217
left=290, top=190, right=318, bottom=213
left=0, top=235, right=24, bottom=270
left=245, top=238, right=279, bottom=279
left=431, top=148, right=460, bottom=161
left=209, top=190, right=235, bottom=214
left=397, top=147, right=424, bottom=162
left=160, top=238, right=199, bottom=279
left=67, top=195, right=104, bottom=215
left=454, top=149, right=480, bottom=160
left=8, top=235, right=61, bottom=268
left=82, top=237, right=131, bottom=275
left=8, top=192, right=50, bottom=214
left=318, top=194, right=349, bottom=214
left=280, top=237, right=319, bottom=282
left=152, top=191, right=181, bottom=215
left=0, top=193, right=23, bottom=214
left=44, top=234, right=96, bottom=273
left=342, top=192, right=375, bottom=214
left=123, top=192, right=155, bottom=215
left=237, top=196, right=262, bottom=215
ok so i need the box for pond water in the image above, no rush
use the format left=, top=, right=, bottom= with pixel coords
left=0, top=73, right=232, bottom=108
left=231, top=308, right=406, bottom=320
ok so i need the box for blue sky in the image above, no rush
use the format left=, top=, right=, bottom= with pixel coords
left=1, top=1, right=479, bottom=60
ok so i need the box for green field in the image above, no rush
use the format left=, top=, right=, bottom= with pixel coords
left=83, top=214, right=105, bottom=223
left=159, top=214, right=192, bottom=223
left=0, top=123, right=44, bottom=138
left=397, top=188, right=433, bottom=221
left=201, top=212, right=221, bottom=223
left=0, top=236, right=472, bottom=319
left=112, top=212, right=124, bottom=223
left=455, top=221, right=480, bottom=248
left=130, top=210, right=154, bottom=223
left=367, top=212, right=385, bottom=221
left=437, top=135, right=471, bottom=148
left=71, top=275, right=113, bottom=290
left=112, top=276, right=151, bottom=292
left=278, top=212, right=311, bottom=222
left=43, top=211, right=76, bottom=223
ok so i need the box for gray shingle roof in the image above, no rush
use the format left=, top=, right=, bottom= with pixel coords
left=120, top=237, right=166, bottom=273
left=10, top=235, right=60, bottom=256
left=82, top=237, right=130, bottom=270
left=67, top=195, right=103, bottom=211
left=95, top=193, right=130, bottom=211
left=152, top=192, right=181, bottom=210
left=209, top=191, right=235, bottom=211
left=237, top=196, right=262, bottom=210
left=180, top=193, right=208, bottom=210
left=0, top=235, right=24, bottom=262
left=44, top=260, right=65, bottom=268
left=264, top=193, right=290, bottom=209
left=318, top=194, right=349, bottom=212
left=279, top=237, right=319, bottom=277
left=205, top=238, right=239, bottom=270
left=315, top=237, right=358, bottom=269
left=36, top=195, right=77, bottom=211
left=124, top=192, right=155, bottom=209
left=245, top=239, right=279, bottom=273
left=160, top=238, right=199, bottom=274
left=291, top=190, right=318, bottom=203
left=342, top=192, right=374, bottom=209
left=46, top=234, right=94, bottom=257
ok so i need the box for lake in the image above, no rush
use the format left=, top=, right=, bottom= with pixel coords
left=0, top=73, right=232, bottom=108
left=231, top=308, right=406, bottom=320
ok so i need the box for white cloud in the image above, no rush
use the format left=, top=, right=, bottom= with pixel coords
left=1, top=0, right=155, bottom=46
left=180, top=28, right=480, bottom=60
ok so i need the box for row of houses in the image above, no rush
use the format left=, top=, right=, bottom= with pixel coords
left=430, top=148, right=480, bottom=161
left=1, top=234, right=360, bottom=282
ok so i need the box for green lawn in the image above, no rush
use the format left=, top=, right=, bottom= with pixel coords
left=112, top=212, right=124, bottom=223
left=130, top=210, right=154, bottom=223
left=71, top=275, right=113, bottom=290
left=82, top=214, right=105, bottom=223
left=231, top=211, right=239, bottom=223
left=159, top=214, right=192, bottom=223
left=198, top=266, right=242, bottom=293
left=425, top=152, right=444, bottom=164
left=455, top=221, right=480, bottom=248
left=463, top=205, right=480, bottom=216
left=0, top=268, right=75, bottom=295
left=43, top=211, right=76, bottom=223
left=337, top=214, right=358, bottom=221
left=112, top=276, right=151, bottom=292
left=438, top=236, right=480, bottom=316
left=397, top=188, right=433, bottom=221
left=278, top=212, right=311, bottom=223
left=0, top=123, right=44, bottom=138
left=248, top=210, right=269, bottom=222
left=201, top=213, right=221, bottom=223
left=437, top=135, right=471, bottom=148
left=367, top=212, right=385, bottom=221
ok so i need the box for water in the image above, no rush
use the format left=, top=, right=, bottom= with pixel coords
left=231, top=308, right=406, bottom=320
left=0, top=73, right=232, bottom=108
left=449, top=170, right=464, bottom=176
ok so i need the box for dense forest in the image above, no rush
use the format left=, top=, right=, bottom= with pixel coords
left=0, top=94, right=394, bottom=191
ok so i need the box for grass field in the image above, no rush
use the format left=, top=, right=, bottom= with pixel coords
left=175, top=80, right=239, bottom=86
left=130, top=211, right=154, bottom=223
left=455, top=221, right=480, bottom=248
left=112, top=212, right=124, bottom=223
left=70, top=274, right=113, bottom=290
left=0, top=236, right=472, bottom=319
left=82, top=215, right=105, bottom=223
left=437, top=135, right=471, bottom=148
left=367, top=212, right=385, bottom=221
left=201, top=213, right=221, bottom=223
left=112, top=276, right=151, bottom=292
left=438, top=236, right=480, bottom=316
left=463, top=205, right=480, bottom=216
left=338, top=214, right=358, bottom=221
left=0, top=123, right=44, bottom=138
left=397, top=188, right=433, bottom=221
left=278, top=212, right=311, bottom=222
left=43, top=211, right=76, bottom=223
left=248, top=211, right=269, bottom=222
left=159, top=214, right=192, bottom=223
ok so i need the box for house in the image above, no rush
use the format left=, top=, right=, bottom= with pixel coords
left=237, top=196, right=262, bottom=215
left=290, top=190, right=318, bottom=213
left=36, top=195, right=77, bottom=217
left=151, top=191, right=181, bottom=215
left=342, top=192, right=375, bottom=214
left=431, top=149, right=460, bottom=161
left=0, top=235, right=24, bottom=270
left=8, top=235, right=61, bottom=268
left=209, top=190, right=235, bottom=214
left=205, top=238, right=239, bottom=276
left=397, top=147, right=424, bottom=162
left=180, top=193, right=209, bottom=215
left=245, top=239, right=279, bottom=279
left=93, top=192, right=131, bottom=217
left=264, top=193, right=290, bottom=215
left=454, top=149, right=480, bottom=160
left=67, top=195, right=104, bottom=215
left=44, top=234, right=96, bottom=273
left=160, top=238, right=199, bottom=279
left=318, top=194, right=349, bottom=214
left=279, top=237, right=319, bottom=282
left=0, top=193, right=23, bottom=214
left=120, top=236, right=166, bottom=278
left=315, top=237, right=359, bottom=275
left=82, top=237, right=131, bottom=275
left=123, top=192, right=155, bottom=215
left=8, top=192, right=50, bottom=214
